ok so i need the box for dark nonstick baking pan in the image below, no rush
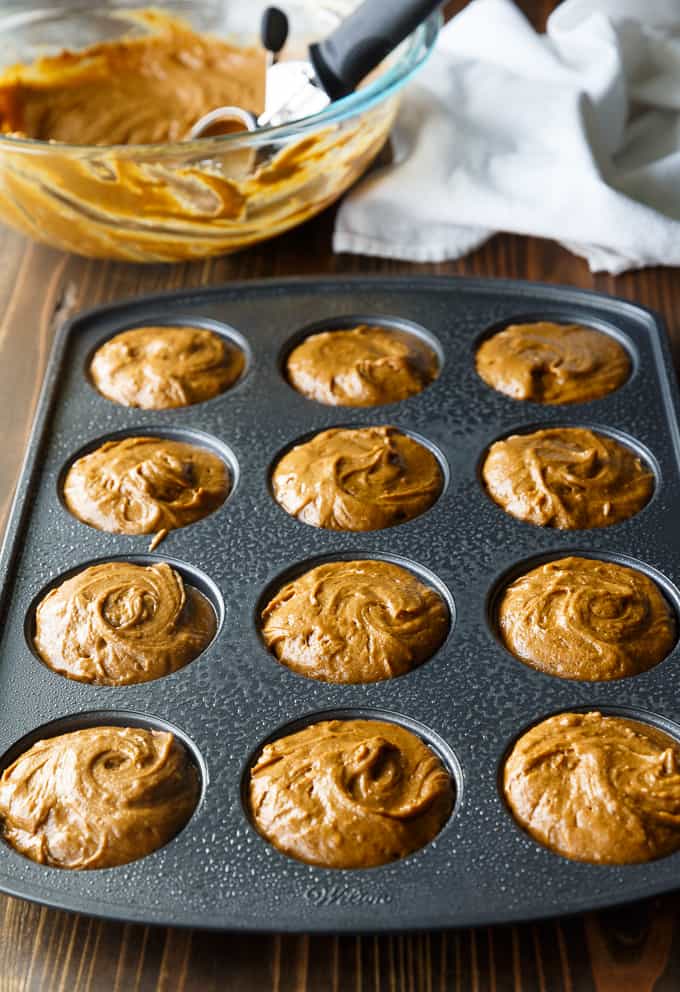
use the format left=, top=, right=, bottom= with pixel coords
left=1, top=275, right=680, bottom=932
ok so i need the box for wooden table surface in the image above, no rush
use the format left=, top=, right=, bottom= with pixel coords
left=3, top=2, right=680, bottom=988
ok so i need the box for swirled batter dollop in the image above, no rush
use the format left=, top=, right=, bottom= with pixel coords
left=34, top=561, right=216, bottom=685
left=63, top=436, right=229, bottom=546
left=476, top=322, right=630, bottom=404
left=0, top=726, right=199, bottom=869
left=498, top=557, right=676, bottom=681
left=482, top=427, right=653, bottom=529
left=261, top=560, right=449, bottom=683
left=249, top=719, right=453, bottom=868
left=0, top=11, right=264, bottom=144
left=504, top=712, right=680, bottom=864
left=90, top=325, right=245, bottom=410
left=271, top=426, right=443, bottom=531
left=286, top=325, right=439, bottom=407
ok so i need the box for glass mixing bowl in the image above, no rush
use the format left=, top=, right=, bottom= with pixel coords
left=0, top=1, right=440, bottom=262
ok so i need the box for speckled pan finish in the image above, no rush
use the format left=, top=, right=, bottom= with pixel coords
left=1, top=276, right=680, bottom=932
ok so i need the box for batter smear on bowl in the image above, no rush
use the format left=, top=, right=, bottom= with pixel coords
left=504, top=711, right=680, bottom=864
left=63, top=435, right=229, bottom=548
left=0, top=8, right=406, bottom=261
left=482, top=427, right=653, bottom=529
left=271, top=426, right=443, bottom=531
left=34, top=561, right=216, bottom=685
left=476, top=321, right=630, bottom=404
left=498, top=556, right=676, bottom=681
left=261, top=559, right=449, bottom=683
left=0, top=726, right=200, bottom=869
left=0, top=10, right=265, bottom=144
left=249, top=719, right=454, bottom=868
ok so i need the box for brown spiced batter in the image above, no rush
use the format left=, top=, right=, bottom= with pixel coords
left=63, top=436, right=229, bottom=545
left=482, top=427, right=653, bottom=529
left=498, top=557, right=676, bottom=681
left=476, top=321, right=631, bottom=404
left=286, top=325, right=439, bottom=407
left=0, top=11, right=395, bottom=262
left=34, top=561, right=216, bottom=686
left=90, top=325, right=245, bottom=410
left=0, top=726, right=199, bottom=869
left=261, top=560, right=449, bottom=683
left=504, top=712, right=680, bottom=864
left=271, top=426, right=443, bottom=531
left=0, top=11, right=265, bottom=144
left=249, top=719, right=453, bottom=868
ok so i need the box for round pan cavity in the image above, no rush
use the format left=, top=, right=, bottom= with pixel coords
left=279, top=315, right=442, bottom=408
left=254, top=551, right=455, bottom=683
left=0, top=710, right=206, bottom=870
left=477, top=421, right=659, bottom=529
left=473, top=311, right=637, bottom=401
left=241, top=707, right=462, bottom=868
left=268, top=423, right=449, bottom=529
left=497, top=706, right=680, bottom=863
left=58, top=425, right=239, bottom=520
left=279, top=313, right=444, bottom=378
left=25, top=553, right=224, bottom=684
left=85, top=316, right=251, bottom=406
left=486, top=550, right=679, bottom=682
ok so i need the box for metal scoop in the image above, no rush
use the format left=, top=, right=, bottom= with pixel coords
left=188, top=0, right=445, bottom=138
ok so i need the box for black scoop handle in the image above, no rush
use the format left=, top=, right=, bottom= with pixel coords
left=261, top=6, right=289, bottom=56
left=309, top=0, right=444, bottom=101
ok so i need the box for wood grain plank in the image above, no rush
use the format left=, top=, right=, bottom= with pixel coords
left=584, top=899, right=675, bottom=992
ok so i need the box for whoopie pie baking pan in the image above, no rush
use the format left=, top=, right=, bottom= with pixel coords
left=2, top=275, right=680, bottom=932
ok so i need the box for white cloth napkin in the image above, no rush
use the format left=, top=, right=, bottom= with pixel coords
left=333, top=0, right=680, bottom=273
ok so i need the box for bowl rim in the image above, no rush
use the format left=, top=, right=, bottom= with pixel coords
left=0, top=3, right=442, bottom=155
